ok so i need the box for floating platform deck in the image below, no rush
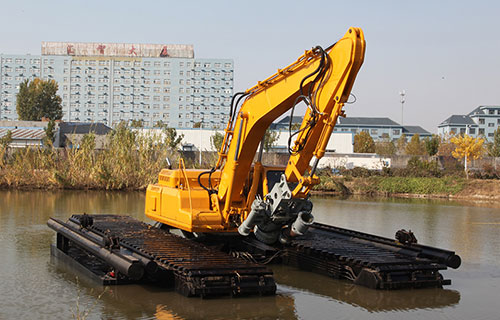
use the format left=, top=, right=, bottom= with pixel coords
left=281, top=223, right=458, bottom=289
left=48, top=214, right=460, bottom=297
left=49, top=215, right=276, bottom=297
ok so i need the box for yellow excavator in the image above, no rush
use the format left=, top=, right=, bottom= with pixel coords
left=145, top=27, right=366, bottom=244
left=49, top=28, right=460, bottom=296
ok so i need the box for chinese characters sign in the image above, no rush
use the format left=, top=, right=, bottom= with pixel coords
left=42, top=42, right=194, bottom=58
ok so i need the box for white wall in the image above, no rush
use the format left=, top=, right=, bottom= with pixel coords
left=273, top=131, right=353, bottom=154
left=319, top=153, right=391, bottom=170
left=137, top=129, right=354, bottom=154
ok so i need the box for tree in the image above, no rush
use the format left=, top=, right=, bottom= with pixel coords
left=16, top=78, right=62, bottom=121
left=263, top=130, right=280, bottom=152
left=129, top=119, right=144, bottom=128
left=437, top=134, right=455, bottom=157
left=450, top=134, right=485, bottom=178
left=210, top=132, right=224, bottom=151
left=405, top=134, right=426, bottom=156
left=193, top=121, right=202, bottom=128
left=163, top=127, right=184, bottom=151
left=0, top=130, right=13, bottom=148
left=396, top=134, right=407, bottom=155
left=375, top=139, right=396, bottom=156
left=43, top=120, right=56, bottom=147
left=424, top=134, right=440, bottom=156
left=487, top=128, right=500, bottom=157
left=153, top=120, right=165, bottom=128
left=353, top=131, right=375, bottom=153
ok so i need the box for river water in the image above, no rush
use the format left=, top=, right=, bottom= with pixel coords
left=0, top=190, right=499, bottom=320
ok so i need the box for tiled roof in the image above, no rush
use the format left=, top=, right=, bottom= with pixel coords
left=439, top=115, right=475, bottom=126
left=59, top=122, right=111, bottom=135
left=338, top=117, right=400, bottom=126
left=468, top=105, right=500, bottom=116
left=275, top=116, right=303, bottom=124
left=0, top=128, right=45, bottom=140
left=402, top=126, right=431, bottom=135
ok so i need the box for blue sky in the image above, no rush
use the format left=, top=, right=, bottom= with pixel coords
left=1, top=0, right=499, bottom=132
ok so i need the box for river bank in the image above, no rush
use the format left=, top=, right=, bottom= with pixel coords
left=2, top=166, right=500, bottom=203
left=314, top=176, right=500, bottom=202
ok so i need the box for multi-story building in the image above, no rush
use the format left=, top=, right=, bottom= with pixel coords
left=438, top=105, right=500, bottom=141
left=0, top=42, right=234, bottom=129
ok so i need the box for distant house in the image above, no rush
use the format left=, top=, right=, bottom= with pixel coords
left=334, top=117, right=430, bottom=141
left=438, top=106, right=500, bottom=141
left=55, top=122, right=112, bottom=149
left=271, top=116, right=430, bottom=142
left=402, top=126, right=432, bottom=139
left=0, top=120, right=53, bottom=147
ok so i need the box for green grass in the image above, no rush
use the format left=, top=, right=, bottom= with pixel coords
left=361, top=176, right=465, bottom=195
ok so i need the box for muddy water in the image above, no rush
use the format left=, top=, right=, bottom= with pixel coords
left=0, top=190, right=499, bottom=320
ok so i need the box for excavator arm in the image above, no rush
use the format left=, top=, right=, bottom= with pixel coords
left=217, top=28, right=365, bottom=213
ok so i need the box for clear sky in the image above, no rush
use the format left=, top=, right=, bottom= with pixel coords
left=1, top=0, right=499, bottom=132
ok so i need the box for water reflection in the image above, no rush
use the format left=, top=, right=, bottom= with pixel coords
left=52, top=257, right=297, bottom=320
left=274, top=265, right=460, bottom=312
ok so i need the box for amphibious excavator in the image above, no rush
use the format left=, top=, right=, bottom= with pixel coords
left=49, top=28, right=461, bottom=297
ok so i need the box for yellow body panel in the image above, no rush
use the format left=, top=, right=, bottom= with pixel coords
left=145, top=169, right=228, bottom=232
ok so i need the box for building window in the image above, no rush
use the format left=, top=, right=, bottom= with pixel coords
left=479, top=118, right=485, bottom=124
left=450, top=128, right=457, bottom=134
left=489, top=109, right=495, bottom=115
left=489, top=123, right=494, bottom=127
left=479, top=128, right=485, bottom=135
left=370, top=129, right=378, bottom=135
left=392, top=129, right=400, bottom=135
left=469, top=128, right=476, bottom=134
left=460, top=128, right=466, bottom=134
left=488, top=132, right=494, bottom=137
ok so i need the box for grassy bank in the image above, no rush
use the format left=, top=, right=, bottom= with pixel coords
left=348, top=176, right=465, bottom=195
left=315, top=174, right=500, bottom=200
left=0, top=126, right=180, bottom=190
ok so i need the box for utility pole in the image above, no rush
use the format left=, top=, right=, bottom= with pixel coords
left=399, top=90, right=406, bottom=126
left=199, top=116, right=204, bottom=166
